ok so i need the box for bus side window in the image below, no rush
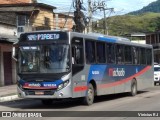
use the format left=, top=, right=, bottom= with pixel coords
left=106, top=43, right=115, bottom=64
left=85, top=41, right=95, bottom=64
left=132, top=47, right=139, bottom=65
left=96, top=42, right=106, bottom=63
left=140, top=48, right=146, bottom=65
left=124, top=46, right=132, bottom=64
left=116, top=45, right=124, bottom=64
left=146, top=49, right=152, bottom=65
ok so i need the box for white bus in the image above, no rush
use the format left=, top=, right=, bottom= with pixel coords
left=14, top=31, right=154, bottom=105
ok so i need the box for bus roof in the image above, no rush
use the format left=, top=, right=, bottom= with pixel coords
left=19, top=30, right=152, bottom=48
left=70, top=32, right=152, bottom=48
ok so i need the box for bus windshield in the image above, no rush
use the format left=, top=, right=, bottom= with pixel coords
left=20, top=44, right=70, bottom=73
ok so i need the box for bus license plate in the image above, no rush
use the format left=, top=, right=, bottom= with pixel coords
left=35, top=91, right=44, bottom=95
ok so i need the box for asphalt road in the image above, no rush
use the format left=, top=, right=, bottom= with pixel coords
left=1, top=86, right=160, bottom=120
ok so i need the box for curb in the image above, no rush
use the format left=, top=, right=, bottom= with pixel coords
left=0, top=94, right=19, bottom=102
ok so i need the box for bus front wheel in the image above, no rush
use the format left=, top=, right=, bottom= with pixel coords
left=83, top=83, right=94, bottom=105
left=130, top=80, right=137, bottom=96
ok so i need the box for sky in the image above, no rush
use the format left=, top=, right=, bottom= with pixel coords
left=38, top=0, right=157, bottom=19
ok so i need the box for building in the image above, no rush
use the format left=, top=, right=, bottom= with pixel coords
left=146, top=32, right=160, bottom=63
left=0, top=3, right=56, bottom=86
left=124, top=33, right=146, bottom=44
left=53, top=12, right=74, bottom=31
left=0, top=2, right=75, bottom=86
left=0, top=0, right=35, bottom=4
left=0, top=12, right=17, bottom=86
left=0, top=0, right=37, bottom=86
left=0, top=3, right=56, bottom=37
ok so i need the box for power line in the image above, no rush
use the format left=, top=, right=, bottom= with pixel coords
left=92, top=0, right=114, bottom=35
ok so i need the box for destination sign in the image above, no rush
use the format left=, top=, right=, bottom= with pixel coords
left=27, top=34, right=60, bottom=41
left=20, top=32, right=68, bottom=42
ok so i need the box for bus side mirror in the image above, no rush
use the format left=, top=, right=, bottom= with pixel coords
left=12, top=46, right=18, bottom=62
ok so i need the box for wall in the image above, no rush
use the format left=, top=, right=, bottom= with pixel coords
left=146, top=33, right=160, bottom=63
left=0, top=24, right=17, bottom=36
left=0, top=43, right=16, bottom=86
left=32, top=7, right=54, bottom=30
left=0, top=23, right=17, bottom=86
left=131, top=40, right=146, bottom=44
left=54, top=14, right=74, bottom=31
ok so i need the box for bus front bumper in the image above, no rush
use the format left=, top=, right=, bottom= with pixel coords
left=17, top=85, right=73, bottom=99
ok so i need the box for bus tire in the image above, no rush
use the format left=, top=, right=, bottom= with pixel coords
left=41, top=99, right=53, bottom=105
left=83, top=83, right=94, bottom=105
left=130, top=80, right=137, bottom=96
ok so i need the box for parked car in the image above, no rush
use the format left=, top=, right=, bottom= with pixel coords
left=154, top=64, right=160, bottom=85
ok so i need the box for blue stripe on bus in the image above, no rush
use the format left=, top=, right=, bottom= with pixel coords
left=98, top=37, right=117, bottom=43
left=88, top=65, right=107, bottom=82
left=87, top=65, right=150, bottom=84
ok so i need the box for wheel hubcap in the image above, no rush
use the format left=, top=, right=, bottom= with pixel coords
left=88, top=88, right=93, bottom=101
left=132, top=84, right=136, bottom=94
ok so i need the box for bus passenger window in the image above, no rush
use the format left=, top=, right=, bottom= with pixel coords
left=132, top=47, right=139, bottom=65
left=106, top=43, right=115, bottom=64
left=96, top=42, right=106, bottom=63
left=85, top=41, right=95, bottom=64
left=124, top=46, right=132, bottom=64
left=146, top=49, right=152, bottom=65
left=116, top=45, right=124, bottom=64
left=140, top=48, right=146, bottom=65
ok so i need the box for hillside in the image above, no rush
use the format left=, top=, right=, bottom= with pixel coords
left=93, top=0, right=160, bottom=36
left=93, top=13, right=160, bottom=36
left=129, top=0, right=160, bottom=15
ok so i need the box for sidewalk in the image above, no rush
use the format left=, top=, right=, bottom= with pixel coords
left=0, top=84, right=19, bottom=102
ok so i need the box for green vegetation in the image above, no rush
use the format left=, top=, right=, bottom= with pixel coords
left=129, top=0, right=160, bottom=15
left=92, top=0, right=160, bottom=36
left=93, top=13, right=160, bottom=36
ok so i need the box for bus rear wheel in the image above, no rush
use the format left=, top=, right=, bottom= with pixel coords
left=83, top=83, right=94, bottom=105
left=130, top=80, right=137, bottom=96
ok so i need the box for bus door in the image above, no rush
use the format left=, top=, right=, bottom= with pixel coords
left=71, top=37, right=86, bottom=98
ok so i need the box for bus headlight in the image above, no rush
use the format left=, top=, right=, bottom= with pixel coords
left=57, top=84, right=64, bottom=91
left=57, top=80, right=69, bottom=91
left=64, top=80, right=69, bottom=87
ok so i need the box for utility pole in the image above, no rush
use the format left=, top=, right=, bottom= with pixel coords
left=88, top=0, right=92, bottom=33
left=101, top=7, right=114, bottom=35
left=93, top=1, right=114, bottom=35
left=73, top=0, right=85, bottom=33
